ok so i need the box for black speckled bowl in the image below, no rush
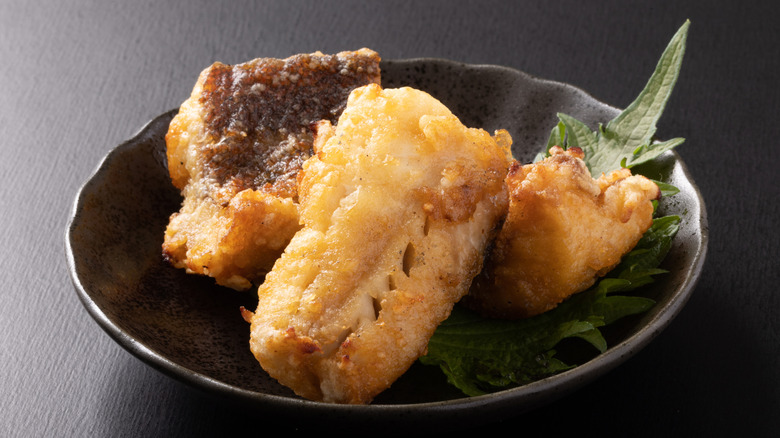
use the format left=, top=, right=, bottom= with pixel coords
left=66, top=59, right=707, bottom=429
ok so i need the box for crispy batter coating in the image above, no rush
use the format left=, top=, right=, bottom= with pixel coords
left=163, top=49, right=381, bottom=289
left=247, top=84, right=511, bottom=403
left=463, top=146, right=660, bottom=319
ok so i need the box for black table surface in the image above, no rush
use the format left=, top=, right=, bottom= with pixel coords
left=3, top=0, right=778, bottom=436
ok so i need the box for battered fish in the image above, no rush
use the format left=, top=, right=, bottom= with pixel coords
left=246, top=84, right=511, bottom=404
left=163, top=49, right=381, bottom=289
left=463, top=146, right=660, bottom=319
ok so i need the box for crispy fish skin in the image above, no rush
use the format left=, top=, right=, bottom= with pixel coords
left=247, top=84, right=511, bottom=404
left=163, top=49, right=381, bottom=289
left=463, top=146, right=661, bottom=319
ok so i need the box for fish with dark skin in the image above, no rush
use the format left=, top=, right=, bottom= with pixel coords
left=162, top=49, right=381, bottom=290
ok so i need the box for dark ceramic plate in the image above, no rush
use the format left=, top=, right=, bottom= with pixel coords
left=66, top=59, right=707, bottom=429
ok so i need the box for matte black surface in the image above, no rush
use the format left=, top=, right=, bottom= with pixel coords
left=3, top=0, right=778, bottom=436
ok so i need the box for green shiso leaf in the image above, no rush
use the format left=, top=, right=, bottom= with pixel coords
left=421, top=21, right=689, bottom=397
left=553, top=19, right=689, bottom=177
left=653, top=180, right=680, bottom=197
left=534, top=121, right=567, bottom=163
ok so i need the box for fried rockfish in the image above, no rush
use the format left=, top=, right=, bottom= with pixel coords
left=163, top=49, right=381, bottom=289
left=246, top=84, right=511, bottom=404
left=463, top=146, right=660, bottom=319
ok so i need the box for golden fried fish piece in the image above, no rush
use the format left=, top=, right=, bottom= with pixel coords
left=162, top=49, right=381, bottom=289
left=246, top=84, right=511, bottom=404
left=463, top=146, right=660, bottom=319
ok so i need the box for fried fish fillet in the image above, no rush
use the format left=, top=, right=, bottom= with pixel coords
left=246, top=84, right=511, bottom=404
left=163, top=49, right=381, bottom=289
left=463, top=146, right=660, bottom=319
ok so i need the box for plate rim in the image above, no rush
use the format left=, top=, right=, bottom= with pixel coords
left=65, top=57, right=708, bottom=420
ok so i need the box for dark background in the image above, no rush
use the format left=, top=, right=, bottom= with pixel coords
left=2, top=0, right=777, bottom=436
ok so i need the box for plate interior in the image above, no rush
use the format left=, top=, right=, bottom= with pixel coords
left=67, top=58, right=706, bottom=423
